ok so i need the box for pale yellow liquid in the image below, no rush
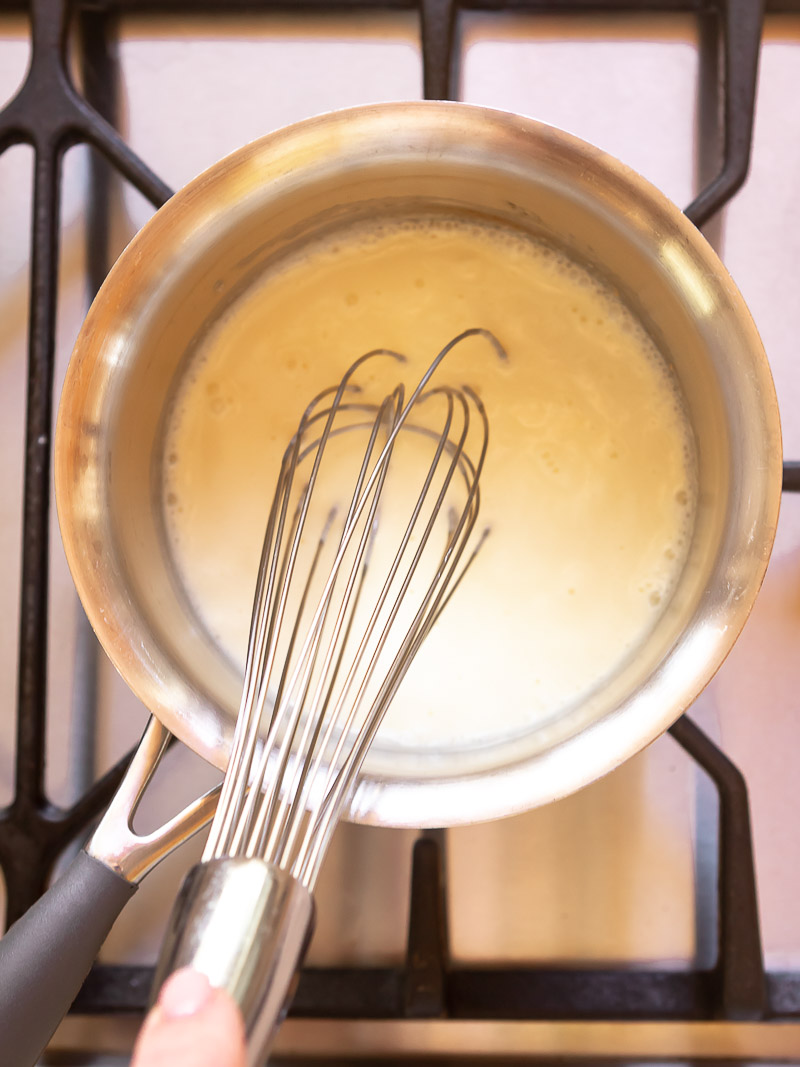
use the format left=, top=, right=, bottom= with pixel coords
left=163, top=217, right=695, bottom=750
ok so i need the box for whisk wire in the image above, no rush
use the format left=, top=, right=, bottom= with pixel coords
left=228, top=379, right=408, bottom=861
left=249, top=396, right=401, bottom=863
left=297, top=385, right=490, bottom=886
left=208, top=366, right=388, bottom=859
left=232, top=502, right=339, bottom=858
left=288, top=388, right=464, bottom=829
left=272, top=389, right=462, bottom=871
left=204, top=329, right=503, bottom=882
left=205, top=446, right=299, bottom=858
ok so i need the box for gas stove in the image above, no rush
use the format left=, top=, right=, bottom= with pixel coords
left=1, top=1, right=799, bottom=1062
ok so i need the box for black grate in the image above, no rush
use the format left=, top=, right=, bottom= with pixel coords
left=1, top=0, right=799, bottom=1045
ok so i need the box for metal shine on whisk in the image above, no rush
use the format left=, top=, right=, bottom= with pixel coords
left=152, top=329, right=504, bottom=1064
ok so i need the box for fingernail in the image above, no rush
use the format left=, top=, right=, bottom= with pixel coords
left=158, top=968, right=214, bottom=1019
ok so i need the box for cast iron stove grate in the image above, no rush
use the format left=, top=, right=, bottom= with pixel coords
left=1, top=0, right=799, bottom=1053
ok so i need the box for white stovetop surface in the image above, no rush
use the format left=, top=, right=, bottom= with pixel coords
left=1, top=10, right=799, bottom=1061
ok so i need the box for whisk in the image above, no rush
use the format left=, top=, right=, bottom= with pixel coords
left=152, top=328, right=503, bottom=1064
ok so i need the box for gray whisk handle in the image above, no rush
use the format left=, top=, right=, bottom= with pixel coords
left=0, top=849, right=137, bottom=1067
left=152, top=858, right=315, bottom=1065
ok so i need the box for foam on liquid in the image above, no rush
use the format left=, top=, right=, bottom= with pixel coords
left=163, top=217, right=696, bottom=750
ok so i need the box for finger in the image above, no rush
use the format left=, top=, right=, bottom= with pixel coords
left=131, top=968, right=246, bottom=1067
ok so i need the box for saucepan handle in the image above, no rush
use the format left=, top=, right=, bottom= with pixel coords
left=0, top=849, right=137, bottom=1067
left=0, top=717, right=220, bottom=1067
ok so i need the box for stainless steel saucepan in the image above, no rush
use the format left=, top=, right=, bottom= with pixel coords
left=0, top=102, right=782, bottom=1066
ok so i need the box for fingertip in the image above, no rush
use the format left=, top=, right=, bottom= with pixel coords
left=132, top=971, right=246, bottom=1067
left=158, top=967, right=214, bottom=1018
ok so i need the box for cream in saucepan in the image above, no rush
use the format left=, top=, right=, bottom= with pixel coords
left=162, top=216, right=696, bottom=750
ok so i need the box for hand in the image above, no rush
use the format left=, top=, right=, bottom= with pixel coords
left=131, top=968, right=246, bottom=1067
